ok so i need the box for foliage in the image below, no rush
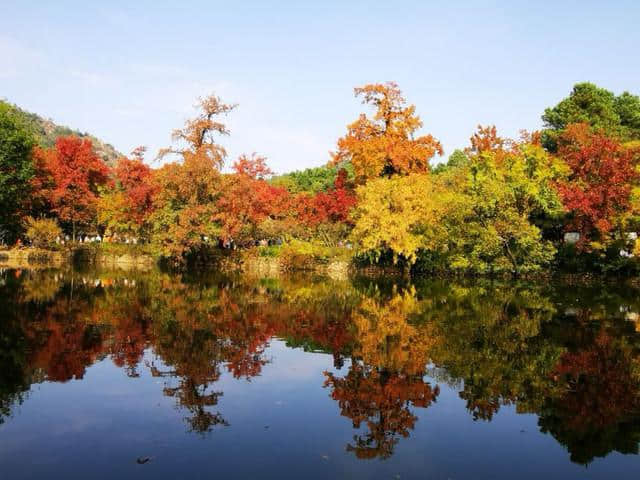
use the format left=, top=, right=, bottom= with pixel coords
left=437, top=130, right=568, bottom=274
left=432, top=149, right=469, bottom=174
left=271, top=163, right=354, bottom=193
left=332, top=82, right=443, bottom=181
left=149, top=95, right=235, bottom=261
left=542, top=82, right=640, bottom=150
left=5, top=82, right=640, bottom=275
left=350, top=174, right=449, bottom=266
left=293, top=168, right=357, bottom=245
left=23, top=217, right=62, bottom=249
left=149, top=159, right=221, bottom=261
left=216, top=153, right=291, bottom=244
left=556, top=123, right=639, bottom=249
left=352, top=128, right=568, bottom=274
left=278, top=239, right=346, bottom=270
left=0, top=100, right=122, bottom=165
left=0, top=103, right=35, bottom=243
left=33, top=136, right=110, bottom=240
left=257, top=244, right=282, bottom=258
left=98, top=148, right=156, bottom=238
left=158, top=95, right=236, bottom=168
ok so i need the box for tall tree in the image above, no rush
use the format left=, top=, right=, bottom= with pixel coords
left=0, top=103, right=35, bottom=244
left=440, top=127, right=568, bottom=274
left=216, top=153, right=291, bottom=244
left=35, top=136, right=110, bottom=240
left=351, top=126, right=568, bottom=274
left=332, top=82, right=443, bottom=182
left=542, top=82, right=640, bottom=150
left=556, top=123, right=639, bottom=248
left=349, top=173, right=448, bottom=267
left=150, top=95, right=236, bottom=260
left=98, top=147, right=157, bottom=238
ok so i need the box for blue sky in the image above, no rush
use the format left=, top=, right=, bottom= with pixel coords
left=2, top=1, right=639, bottom=173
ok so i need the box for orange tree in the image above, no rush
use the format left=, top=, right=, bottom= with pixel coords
left=332, top=82, right=443, bottom=182
left=149, top=95, right=236, bottom=261
left=98, top=147, right=157, bottom=239
left=216, top=153, right=292, bottom=245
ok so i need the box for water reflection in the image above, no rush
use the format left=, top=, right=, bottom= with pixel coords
left=0, top=267, right=639, bottom=468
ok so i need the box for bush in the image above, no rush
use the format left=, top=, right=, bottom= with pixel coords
left=257, top=244, right=282, bottom=258
left=24, top=217, right=62, bottom=249
left=279, top=239, right=344, bottom=270
left=554, top=240, right=640, bottom=275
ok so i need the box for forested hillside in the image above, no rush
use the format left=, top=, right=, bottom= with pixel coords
left=0, top=100, right=121, bottom=165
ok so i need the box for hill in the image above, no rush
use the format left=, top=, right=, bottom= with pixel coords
left=1, top=99, right=122, bottom=165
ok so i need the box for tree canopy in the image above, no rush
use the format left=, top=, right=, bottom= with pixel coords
left=542, top=82, right=640, bottom=150
left=332, top=82, right=443, bottom=182
left=0, top=103, right=35, bottom=243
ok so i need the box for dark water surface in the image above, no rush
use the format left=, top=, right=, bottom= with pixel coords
left=1, top=267, right=639, bottom=479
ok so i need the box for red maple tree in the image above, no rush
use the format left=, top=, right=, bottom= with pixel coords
left=556, top=123, right=638, bottom=247
left=113, top=147, right=157, bottom=225
left=37, top=136, right=110, bottom=240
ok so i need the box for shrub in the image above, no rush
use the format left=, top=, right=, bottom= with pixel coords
left=257, top=244, right=282, bottom=258
left=279, top=239, right=339, bottom=270
left=24, top=217, right=62, bottom=249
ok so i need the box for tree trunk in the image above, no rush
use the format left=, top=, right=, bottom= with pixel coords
left=402, top=259, right=411, bottom=278
left=503, top=242, right=519, bottom=277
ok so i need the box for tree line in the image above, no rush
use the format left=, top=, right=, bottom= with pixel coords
left=1, top=81, right=640, bottom=273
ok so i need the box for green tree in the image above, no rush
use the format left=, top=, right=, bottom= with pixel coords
left=440, top=137, right=568, bottom=274
left=432, top=149, right=469, bottom=174
left=542, top=82, right=640, bottom=150
left=271, top=163, right=353, bottom=194
left=351, top=129, right=568, bottom=275
left=0, top=103, right=35, bottom=244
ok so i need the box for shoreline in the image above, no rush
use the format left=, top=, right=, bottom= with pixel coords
left=2, top=246, right=640, bottom=282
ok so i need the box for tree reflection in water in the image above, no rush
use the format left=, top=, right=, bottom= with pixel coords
left=0, top=268, right=639, bottom=463
left=324, top=287, right=439, bottom=459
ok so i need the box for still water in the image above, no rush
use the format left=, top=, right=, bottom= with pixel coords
left=0, top=267, right=639, bottom=479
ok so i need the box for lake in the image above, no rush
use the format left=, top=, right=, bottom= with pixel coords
left=0, top=267, right=639, bottom=479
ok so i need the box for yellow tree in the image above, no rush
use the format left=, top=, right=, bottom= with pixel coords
left=332, top=82, right=443, bottom=182
left=349, top=173, right=451, bottom=267
left=352, top=288, right=437, bottom=375
left=324, top=288, right=439, bottom=459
